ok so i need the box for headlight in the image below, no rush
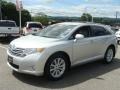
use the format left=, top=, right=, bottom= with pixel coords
left=24, top=48, right=45, bottom=55
left=23, top=48, right=36, bottom=55
left=37, top=48, right=45, bottom=52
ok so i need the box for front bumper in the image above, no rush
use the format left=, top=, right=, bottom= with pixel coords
left=7, top=50, right=46, bottom=76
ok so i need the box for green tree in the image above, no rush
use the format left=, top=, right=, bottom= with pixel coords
left=1, top=0, right=31, bottom=26
left=80, top=13, right=92, bottom=22
left=32, top=13, right=49, bottom=26
left=21, top=10, right=31, bottom=26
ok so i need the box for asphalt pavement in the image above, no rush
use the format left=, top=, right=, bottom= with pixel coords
left=0, top=37, right=120, bottom=90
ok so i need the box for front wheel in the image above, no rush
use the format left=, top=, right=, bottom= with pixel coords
left=117, top=41, right=120, bottom=45
left=104, top=47, right=115, bottom=63
left=44, top=54, right=68, bottom=81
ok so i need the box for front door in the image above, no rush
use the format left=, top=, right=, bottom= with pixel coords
left=72, top=26, right=94, bottom=62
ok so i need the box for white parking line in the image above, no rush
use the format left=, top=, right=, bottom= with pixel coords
left=0, top=45, right=7, bottom=50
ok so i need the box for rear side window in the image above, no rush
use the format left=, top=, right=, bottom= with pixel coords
left=91, top=26, right=111, bottom=36
left=28, top=23, right=42, bottom=28
left=0, top=22, right=16, bottom=27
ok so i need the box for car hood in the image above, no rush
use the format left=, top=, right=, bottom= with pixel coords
left=10, top=35, right=60, bottom=48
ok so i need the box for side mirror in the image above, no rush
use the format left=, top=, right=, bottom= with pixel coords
left=75, top=34, right=84, bottom=40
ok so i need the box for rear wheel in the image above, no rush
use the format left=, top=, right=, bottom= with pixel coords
left=44, top=54, right=68, bottom=81
left=23, top=31, right=25, bottom=36
left=104, top=47, right=115, bottom=63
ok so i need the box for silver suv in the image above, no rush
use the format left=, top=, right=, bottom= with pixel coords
left=7, top=22, right=117, bottom=80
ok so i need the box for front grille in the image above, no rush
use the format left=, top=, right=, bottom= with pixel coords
left=9, top=45, right=26, bottom=57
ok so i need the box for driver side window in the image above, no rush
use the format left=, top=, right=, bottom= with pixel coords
left=70, top=26, right=91, bottom=39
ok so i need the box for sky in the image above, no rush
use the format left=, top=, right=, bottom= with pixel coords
left=11, top=0, right=120, bottom=18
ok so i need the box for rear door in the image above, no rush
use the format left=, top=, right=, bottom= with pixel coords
left=90, top=25, right=112, bottom=56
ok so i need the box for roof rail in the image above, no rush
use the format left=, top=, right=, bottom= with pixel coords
left=0, top=20, right=15, bottom=22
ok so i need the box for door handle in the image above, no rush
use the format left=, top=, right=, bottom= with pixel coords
left=8, top=28, right=12, bottom=30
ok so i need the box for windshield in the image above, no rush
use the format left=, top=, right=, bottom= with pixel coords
left=29, top=23, right=42, bottom=28
left=35, top=24, right=77, bottom=38
left=0, top=21, right=16, bottom=27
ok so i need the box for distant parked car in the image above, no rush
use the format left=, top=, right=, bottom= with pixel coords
left=0, top=20, right=19, bottom=37
left=23, top=22, right=43, bottom=35
left=7, top=22, right=117, bottom=80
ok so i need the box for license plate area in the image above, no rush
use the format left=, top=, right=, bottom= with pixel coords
left=34, top=29, right=37, bottom=32
left=8, top=56, right=13, bottom=63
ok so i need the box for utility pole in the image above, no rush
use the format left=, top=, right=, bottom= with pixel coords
left=116, top=11, right=119, bottom=24
left=92, top=16, right=93, bottom=22
left=16, top=0, right=22, bottom=32
left=84, top=7, right=88, bottom=22
left=0, top=0, right=2, bottom=20
left=19, top=5, right=21, bottom=32
left=91, top=8, right=96, bottom=23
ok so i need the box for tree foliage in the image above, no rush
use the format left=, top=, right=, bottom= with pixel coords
left=32, top=13, right=49, bottom=26
left=1, top=0, right=31, bottom=26
left=21, top=10, right=31, bottom=26
left=80, top=13, right=92, bottom=22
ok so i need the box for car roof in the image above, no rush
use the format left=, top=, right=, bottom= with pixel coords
left=0, top=20, right=15, bottom=23
left=27, top=22, right=42, bottom=24
left=58, top=22, right=85, bottom=26
left=58, top=22, right=106, bottom=27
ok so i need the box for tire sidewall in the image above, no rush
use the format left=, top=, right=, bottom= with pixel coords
left=104, top=47, right=114, bottom=63
left=44, top=54, right=68, bottom=80
left=117, top=40, right=120, bottom=45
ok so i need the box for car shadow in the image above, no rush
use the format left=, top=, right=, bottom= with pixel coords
left=13, top=58, right=120, bottom=89
left=0, top=36, right=19, bottom=44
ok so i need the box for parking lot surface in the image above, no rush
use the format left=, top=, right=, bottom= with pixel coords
left=0, top=37, right=120, bottom=90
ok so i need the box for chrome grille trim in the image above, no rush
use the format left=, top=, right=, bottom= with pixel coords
left=9, top=45, right=26, bottom=57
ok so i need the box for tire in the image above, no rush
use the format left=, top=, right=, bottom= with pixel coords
left=44, top=54, right=68, bottom=81
left=104, top=47, right=115, bottom=63
left=22, top=31, right=25, bottom=36
left=118, top=41, right=120, bottom=45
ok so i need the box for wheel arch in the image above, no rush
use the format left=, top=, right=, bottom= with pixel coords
left=44, top=51, right=71, bottom=72
left=107, top=44, right=116, bottom=57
